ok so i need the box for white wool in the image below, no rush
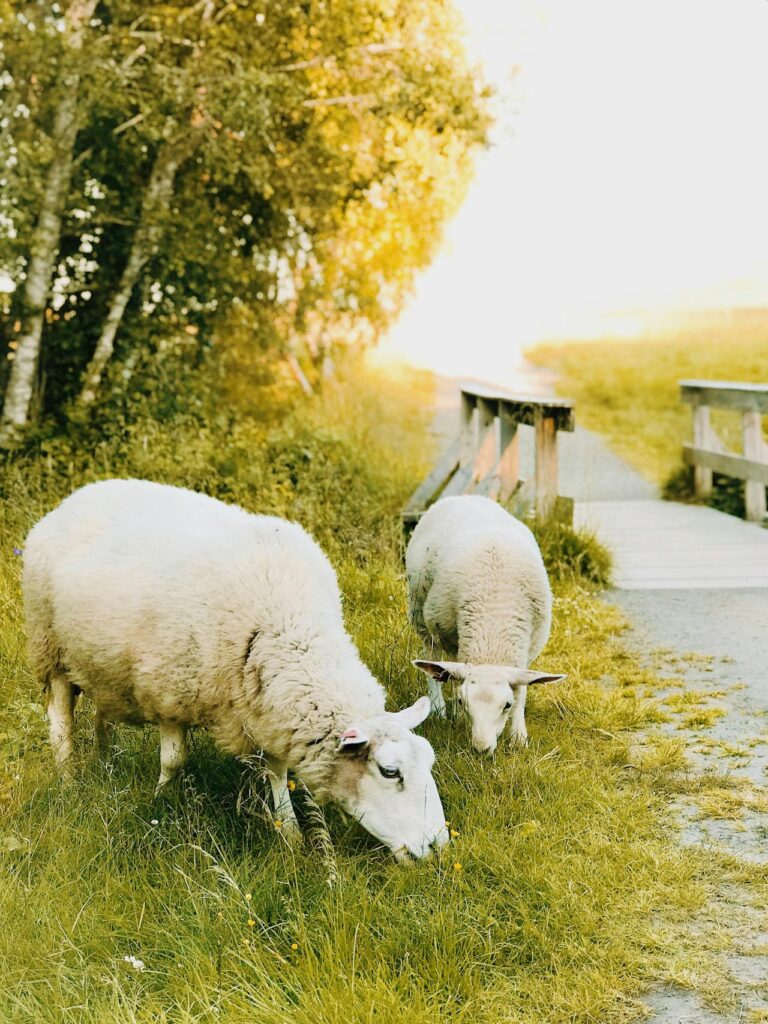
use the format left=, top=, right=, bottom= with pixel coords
left=406, top=495, right=552, bottom=665
left=23, top=479, right=448, bottom=858
left=406, top=495, right=557, bottom=751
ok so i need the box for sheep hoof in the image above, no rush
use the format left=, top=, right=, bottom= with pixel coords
left=510, top=731, right=529, bottom=748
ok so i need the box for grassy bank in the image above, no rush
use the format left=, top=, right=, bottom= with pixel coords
left=529, top=311, right=768, bottom=485
left=0, top=366, right=707, bottom=1023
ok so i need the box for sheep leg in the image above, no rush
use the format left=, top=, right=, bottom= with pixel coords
left=47, top=671, right=76, bottom=775
left=426, top=674, right=447, bottom=718
left=95, top=709, right=114, bottom=761
left=510, top=685, right=528, bottom=746
left=425, top=637, right=447, bottom=718
left=265, top=757, right=301, bottom=842
left=155, top=722, right=188, bottom=794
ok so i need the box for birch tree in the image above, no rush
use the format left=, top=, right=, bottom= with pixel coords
left=1, top=0, right=487, bottom=430
left=0, top=0, right=97, bottom=446
left=77, top=129, right=203, bottom=405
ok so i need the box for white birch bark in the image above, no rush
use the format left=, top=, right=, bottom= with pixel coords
left=77, top=138, right=198, bottom=405
left=0, top=0, right=98, bottom=445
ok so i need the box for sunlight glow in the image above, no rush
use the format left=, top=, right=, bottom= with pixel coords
left=373, top=0, right=768, bottom=383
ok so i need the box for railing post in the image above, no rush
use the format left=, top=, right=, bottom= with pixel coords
left=535, top=413, right=558, bottom=518
left=692, top=404, right=713, bottom=497
left=742, top=411, right=767, bottom=522
left=459, top=391, right=476, bottom=469
left=498, top=404, right=520, bottom=501
left=473, top=396, right=499, bottom=482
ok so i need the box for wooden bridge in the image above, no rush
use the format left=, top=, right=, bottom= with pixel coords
left=404, top=380, right=768, bottom=590
left=401, top=385, right=575, bottom=536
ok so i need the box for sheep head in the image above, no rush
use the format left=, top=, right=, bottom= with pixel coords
left=414, top=660, right=565, bottom=753
left=331, top=696, right=448, bottom=862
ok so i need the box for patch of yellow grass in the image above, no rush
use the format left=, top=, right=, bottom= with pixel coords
left=528, top=312, right=768, bottom=482
left=680, top=708, right=728, bottom=731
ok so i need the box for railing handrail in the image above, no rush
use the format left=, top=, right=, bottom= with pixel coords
left=680, top=378, right=767, bottom=522
left=401, top=384, right=575, bottom=536
left=680, top=379, right=768, bottom=413
left=459, top=383, right=575, bottom=409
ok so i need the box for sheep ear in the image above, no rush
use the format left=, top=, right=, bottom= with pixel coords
left=412, top=660, right=466, bottom=684
left=336, top=726, right=370, bottom=752
left=388, top=695, right=432, bottom=730
left=509, top=670, right=566, bottom=688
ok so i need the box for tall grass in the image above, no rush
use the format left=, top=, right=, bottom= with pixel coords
left=0, top=365, right=706, bottom=1022
left=528, top=312, right=768, bottom=485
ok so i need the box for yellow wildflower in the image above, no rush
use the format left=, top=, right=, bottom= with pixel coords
left=274, top=819, right=283, bottom=830
left=247, top=919, right=255, bottom=928
left=290, top=943, right=299, bottom=951
left=453, top=862, right=462, bottom=871
left=287, top=780, right=296, bottom=791
left=245, top=893, right=252, bottom=902
left=450, top=829, right=460, bottom=839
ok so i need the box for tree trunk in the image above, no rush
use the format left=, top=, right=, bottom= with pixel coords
left=77, top=138, right=198, bottom=406
left=0, top=0, right=98, bottom=446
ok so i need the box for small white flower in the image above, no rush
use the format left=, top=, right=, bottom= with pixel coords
left=123, top=955, right=145, bottom=972
left=150, top=819, right=159, bottom=826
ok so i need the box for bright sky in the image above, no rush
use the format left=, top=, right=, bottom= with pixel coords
left=374, top=0, right=768, bottom=381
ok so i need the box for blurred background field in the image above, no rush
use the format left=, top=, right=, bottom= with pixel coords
left=529, top=310, right=768, bottom=513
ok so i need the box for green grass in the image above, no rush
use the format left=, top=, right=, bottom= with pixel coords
left=0, top=365, right=716, bottom=1023
left=528, top=310, right=768, bottom=485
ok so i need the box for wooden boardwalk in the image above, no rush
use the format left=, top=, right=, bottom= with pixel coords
left=425, top=372, right=768, bottom=591
left=575, top=499, right=768, bottom=589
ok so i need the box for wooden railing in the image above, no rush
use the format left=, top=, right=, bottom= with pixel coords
left=401, top=385, right=575, bottom=536
left=681, top=379, right=768, bottom=522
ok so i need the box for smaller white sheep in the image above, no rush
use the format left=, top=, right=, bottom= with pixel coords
left=23, top=479, right=449, bottom=861
left=406, top=495, right=564, bottom=753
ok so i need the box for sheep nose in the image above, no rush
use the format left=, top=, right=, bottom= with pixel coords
left=393, top=846, right=420, bottom=864
left=472, top=739, right=497, bottom=755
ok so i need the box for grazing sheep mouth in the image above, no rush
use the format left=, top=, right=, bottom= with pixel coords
left=393, top=845, right=421, bottom=864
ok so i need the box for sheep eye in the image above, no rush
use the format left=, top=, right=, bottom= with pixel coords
left=378, top=765, right=401, bottom=780
left=503, top=702, right=513, bottom=711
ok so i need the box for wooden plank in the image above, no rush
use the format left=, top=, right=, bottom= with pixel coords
left=475, top=463, right=503, bottom=501
left=473, top=398, right=499, bottom=482
left=692, top=405, right=713, bottom=497
left=459, top=391, right=476, bottom=469
left=534, top=414, right=558, bottom=517
left=498, top=407, right=520, bottom=501
left=441, top=464, right=474, bottom=498
left=401, top=439, right=460, bottom=519
left=743, top=410, right=768, bottom=522
left=575, top=499, right=768, bottom=590
left=682, top=444, right=768, bottom=486
left=680, top=379, right=768, bottom=414
left=460, top=383, right=573, bottom=409
left=501, top=397, right=574, bottom=432
left=460, top=386, right=575, bottom=432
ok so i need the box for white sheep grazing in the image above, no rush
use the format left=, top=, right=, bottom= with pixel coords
left=406, top=494, right=564, bottom=753
left=23, top=479, right=449, bottom=862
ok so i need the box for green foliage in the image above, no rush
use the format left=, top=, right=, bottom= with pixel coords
left=530, top=513, right=612, bottom=586
left=1, top=0, right=489, bottom=422
left=662, top=464, right=766, bottom=521
left=0, top=366, right=712, bottom=1022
